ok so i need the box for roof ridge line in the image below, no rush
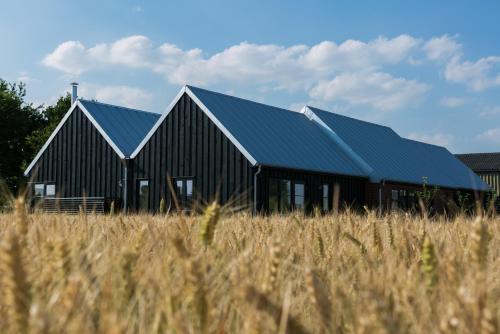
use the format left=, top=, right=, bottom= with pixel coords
left=186, top=85, right=297, bottom=115
left=80, top=99, right=159, bottom=116
left=300, top=106, right=375, bottom=178
left=306, top=105, right=394, bottom=131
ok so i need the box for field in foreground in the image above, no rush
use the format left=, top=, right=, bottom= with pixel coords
left=0, top=208, right=499, bottom=334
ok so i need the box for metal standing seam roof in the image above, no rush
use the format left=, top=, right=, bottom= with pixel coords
left=187, top=86, right=367, bottom=177
left=308, top=106, right=489, bottom=191
left=456, top=152, right=500, bottom=172
left=79, top=100, right=161, bottom=157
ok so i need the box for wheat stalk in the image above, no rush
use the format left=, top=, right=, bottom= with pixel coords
left=1, top=230, right=32, bottom=333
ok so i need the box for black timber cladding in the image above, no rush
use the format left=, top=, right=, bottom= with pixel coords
left=27, top=106, right=124, bottom=201
left=131, top=93, right=254, bottom=211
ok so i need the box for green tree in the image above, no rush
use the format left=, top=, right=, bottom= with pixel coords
left=25, top=93, right=71, bottom=159
left=0, top=79, right=44, bottom=194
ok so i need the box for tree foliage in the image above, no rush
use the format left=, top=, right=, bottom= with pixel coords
left=0, top=78, right=70, bottom=195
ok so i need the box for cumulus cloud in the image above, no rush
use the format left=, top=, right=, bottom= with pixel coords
left=408, top=132, right=454, bottom=147
left=445, top=55, right=500, bottom=91
left=440, top=96, right=466, bottom=108
left=424, top=35, right=461, bottom=61
left=78, top=84, right=153, bottom=110
left=476, top=128, right=500, bottom=143
left=42, top=35, right=428, bottom=111
left=309, top=72, right=430, bottom=111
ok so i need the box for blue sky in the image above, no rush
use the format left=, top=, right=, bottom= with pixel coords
left=1, top=0, right=500, bottom=153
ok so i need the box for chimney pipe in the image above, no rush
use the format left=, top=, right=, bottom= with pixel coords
left=71, top=82, right=78, bottom=104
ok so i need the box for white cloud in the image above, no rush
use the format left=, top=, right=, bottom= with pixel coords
left=445, top=55, right=500, bottom=91
left=42, top=36, right=154, bottom=75
left=424, top=35, right=462, bottom=61
left=480, top=106, right=500, bottom=117
left=440, top=96, right=466, bottom=108
left=42, top=41, right=90, bottom=75
left=42, top=35, right=422, bottom=92
left=309, top=72, right=430, bottom=111
left=408, top=132, right=454, bottom=147
left=78, top=84, right=153, bottom=110
left=476, top=128, right=500, bottom=143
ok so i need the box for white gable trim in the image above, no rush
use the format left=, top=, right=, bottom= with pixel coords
left=185, top=86, right=257, bottom=166
left=24, top=101, right=78, bottom=176
left=300, top=106, right=375, bottom=178
left=130, top=86, right=187, bottom=158
left=130, top=86, right=258, bottom=166
left=24, top=100, right=126, bottom=176
left=77, top=101, right=126, bottom=159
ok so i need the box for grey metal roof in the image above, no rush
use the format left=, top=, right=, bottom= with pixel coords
left=187, top=86, right=367, bottom=177
left=79, top=100, right=160, bottom=157
left=309, top=106, right=489, bottom=191
left=456, top=152, right=500, bottom=172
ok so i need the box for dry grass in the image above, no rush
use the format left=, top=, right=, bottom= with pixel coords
left=0, top=207, right=499, bottom=333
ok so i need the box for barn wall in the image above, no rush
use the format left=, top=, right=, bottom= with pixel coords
left=132, top=93, right=254, bottom=212
left=255, top=166, right=366, bottom=213
left=28, top=107, right=124, bottom=202
left=477, top=172, right=500, bottom=196
left=365, top=181, right=479, bottom=213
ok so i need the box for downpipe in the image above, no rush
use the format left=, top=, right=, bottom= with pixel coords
left=253, top=165, right=262, bottom=215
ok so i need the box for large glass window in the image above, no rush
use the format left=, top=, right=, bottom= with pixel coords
left=173, top=178, right=194, bottom=210
left=294, top=182, right=305, bottom=210
left=391, top=190, right=399, bottom=210
left=269, top=178, right=301, bottom=213
left=280, top=180, right=291, bottom=212
left=322, top=184, right=329, bottom=211
left=138, top=180, right=149, bottom=211
left=399, top=190, right=407, bottom=209
left=269, top=179, right=279, bottom=213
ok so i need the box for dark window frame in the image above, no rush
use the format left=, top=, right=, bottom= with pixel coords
left=45, top=182, right=56, bottom=198
left=268, top=178, right=306, bottom=213
left=171, top=176, right=195, bottom=211
left=33, top=183, right=45, bottom=198
left=322, top=183, right=330, bottom=212
left=137, top=179, right=150, bottom=212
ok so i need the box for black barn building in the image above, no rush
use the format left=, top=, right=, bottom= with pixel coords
left=25, top=85, right=489, bottom=214
left=24, top=93, right=159, bottom=212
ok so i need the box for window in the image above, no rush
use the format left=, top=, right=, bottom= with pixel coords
left=46, top=184, right=56, bottom=197
left=138, top=180, right=149, bottom=211
left=269, top=178, right=303, bottom=213
left=399, top=190, right=407, bottom=209
left=269, top=179, right=279, bottom=213
left=391, top=190, right=399, bottom=210
left=173, top=178, right=194, bottom=210
left=34, top=183, right=45, bottom=197
left=294, top=182, right=305, bottom=210
left=322, top=184, right=329, bottom=211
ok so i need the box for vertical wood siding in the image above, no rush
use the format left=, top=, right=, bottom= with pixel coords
left=131, top=93, right=254, bottom=212
left=478, top=172, right=500, bottom=196
left=28, top=107, right=124, bottom=202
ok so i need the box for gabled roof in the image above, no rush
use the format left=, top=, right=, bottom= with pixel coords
left=79, top=100, right=160, bottom=156
left=308, top=106, right=489, bottom=191
left=24, top=100, right=160, bottom=176
left=133, top=86, right=367, bottom=177
left=455, top=152, right=500, bottom=172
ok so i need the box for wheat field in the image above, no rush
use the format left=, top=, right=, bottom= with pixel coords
left=0, top=200, right=499, bottom=333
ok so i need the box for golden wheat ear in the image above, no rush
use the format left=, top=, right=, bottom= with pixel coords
left=199, top=200, right=221, bottom=247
